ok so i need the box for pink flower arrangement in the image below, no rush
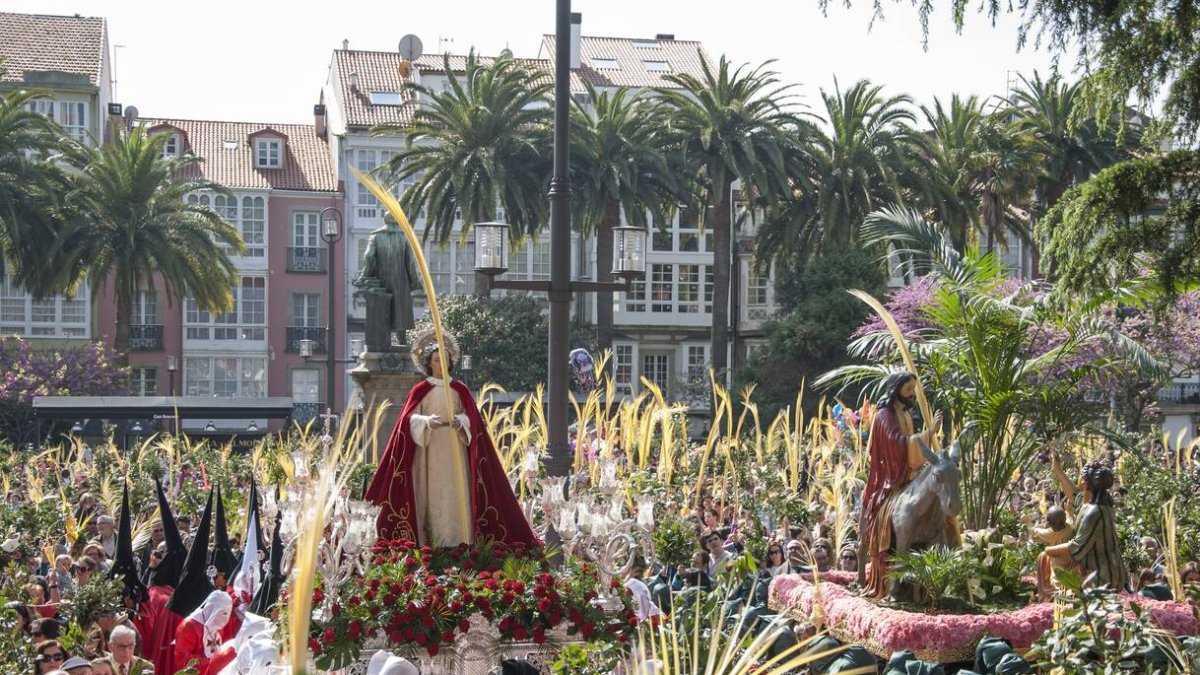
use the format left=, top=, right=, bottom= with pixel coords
left=769, top=574, right=1197, bottom=656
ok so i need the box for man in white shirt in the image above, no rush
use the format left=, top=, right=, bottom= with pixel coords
left=623, top=560, right=663, bottom=621
left=704, top=531, right=735, bottom=577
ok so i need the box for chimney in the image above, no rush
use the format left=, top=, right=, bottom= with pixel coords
left=314, top=103, right=327, bottom=139
left=342, top=39, right=349, bottom=50
left=569, top=12, right=582, bottom=70
left=655, top=33, right=675, bottom=40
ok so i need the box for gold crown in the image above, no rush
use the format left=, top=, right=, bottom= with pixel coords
left=408, top=324, right=460, bottom=372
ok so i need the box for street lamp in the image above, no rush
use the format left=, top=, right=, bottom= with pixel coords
left=320, top=207, right=343, bottom=418
left=167, top=355, right=178, bottom=396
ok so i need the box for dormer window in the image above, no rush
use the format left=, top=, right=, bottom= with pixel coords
left=256, top=138, right=281, bottom=168
left=369, top=91, right=402, bottom=106
left=162, top=133, right=179, bottom=159
left=592, top=58, right=620, bottom=70
left=643, top=60, right=670, bottom=73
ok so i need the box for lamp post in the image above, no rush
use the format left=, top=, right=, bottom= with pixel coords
left=167, top=355, right=177, bottom=396
left=320, top=207, right=343, bottom=418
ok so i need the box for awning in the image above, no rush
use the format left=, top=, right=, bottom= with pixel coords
left=32, top=396, right=298, bottom=420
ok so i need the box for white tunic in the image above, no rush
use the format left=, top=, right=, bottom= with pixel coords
left=409, top=377, right=474, bottom=546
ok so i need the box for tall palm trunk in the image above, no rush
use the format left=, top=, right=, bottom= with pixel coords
left=595, top=199, right=618, bottom=355
left=710, top=178, right=734, bottom=384
left=113, top=271, right=134, bottom=366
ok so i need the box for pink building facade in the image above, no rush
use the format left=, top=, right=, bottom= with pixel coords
left=94, top=116, right=346, bottom=430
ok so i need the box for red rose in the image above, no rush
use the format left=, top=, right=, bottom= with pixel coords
left=311, top=588, right=324, bottom=604
left=331, top=603, right=341, bottom=616
left=532, top=625, right=547, bottom=644
left=426, top=643, right=439, bottom=656
left=309, top=638, right=322, bottom=655
left=513, top=627, right=528, bottom=640
left=458, top=619, right=471, bottom=633
left=449, top=601, right=463, bottom=612
left=322, top=628, right=335, bottom=644
left=389, top=629, right=404, bottom=643
left=405, top=557, right=419, bottom=568
left=441, top=630, right=455, bottom=643
left=348, top=622, right=362, bottom=641
left=537, top=598, right=551, bottom=612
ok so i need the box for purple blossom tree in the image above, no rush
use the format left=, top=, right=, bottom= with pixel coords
left=0, top=338, right=130, bottom=445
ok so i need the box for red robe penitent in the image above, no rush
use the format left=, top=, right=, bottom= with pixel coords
left=366, top=378, right=540, bottom=548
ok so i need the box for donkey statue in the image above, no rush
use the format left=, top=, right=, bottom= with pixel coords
left=887, top=440, right=963, bottom=600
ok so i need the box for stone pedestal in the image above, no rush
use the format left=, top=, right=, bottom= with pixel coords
left=350, top=349, right=423, bottom=463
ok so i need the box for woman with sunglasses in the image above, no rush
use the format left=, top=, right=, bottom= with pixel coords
left=33, top=639, right=68, bottom=674
left=763, top=541, right=797, bottom=577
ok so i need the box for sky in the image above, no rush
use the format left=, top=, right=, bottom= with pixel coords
left=4, top=0, right=1074, bottom=124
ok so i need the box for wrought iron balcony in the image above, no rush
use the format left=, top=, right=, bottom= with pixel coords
left=287, top=246, right=326, bottom=273
left=292, top=402, right=324, bottom=426
left=286, top=326, right=325, bottom=353
left=130, top=324, right=164, bottom=350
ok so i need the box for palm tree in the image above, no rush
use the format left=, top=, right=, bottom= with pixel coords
left=1009, top=72, right=1139, bottom=217
left=657, top=55, right=801, bottom=381
left=914, top=95, right=1042, bottom=253
left=49, top=126, right=242, bottom=358
left=379, top=50, right=552, bottom=289
left=570, top=82, right=678, bottom=353
left=755, top=79, right=921, bottom=267
left=0, top=89, right=69, bottom=284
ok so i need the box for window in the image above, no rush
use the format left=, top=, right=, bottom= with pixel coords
left=686, top=346, right=708, bottom=382
left=369, top=91, right=402, bottom=105
left=184, top=357, right=266, bottom=397
left=624, top=279, right=646, bottom=312
left=641, top=352, right=670, bottom=391
left=132, top=368, right=158, bottom=396
left=185, top=276, right=267, bottom=341
left=677, top=264, right=701, bottom=313
left=132, top=291, right=158, bottom=325
left=643, top=60, right=671, bottom=73
left=222, top=139, right=238, bottom=151
left=631, top=39, right=660, bottom=49
left=652, top=227, right=672, bottom=252
left=747, top=268, right=769, bottom=306
left=255, top=138, right=282, bottom=168
left=650, top=264, right=673, bottom=313
left=0, top=274, right=89, bottom=337
left=161, top=133, right=179, bottom=158
left=704, top=266, right=714, bottom=314
left=293, top=211, right=319, bottom=248
left=591, top=58, right=620, bottom=70
left=188, top=192, right=267, bottom=258
left=614, top=344, right=634, bottom=394
left=356, top=150, right=380, bottom=218
left=291, top=293, right=321, bottom=327
left=27, top=99, right=88, bottom=141
left=291, top=369, right=320, bottom=403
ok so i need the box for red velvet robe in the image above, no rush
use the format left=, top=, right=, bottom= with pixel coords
left=173, top=619, right=235, bottom=675
left=367, top=378, right=539, bottom=548
left=137, top=584, right=175, bottom=673
left=861, top=405, right=915, bottom=597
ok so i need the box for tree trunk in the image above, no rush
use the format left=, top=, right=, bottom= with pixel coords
left=710, top=178, right=734, bottom=390
left=114, top=272, right=133, bottom=367
left=595, top=199, right=618, bottom=357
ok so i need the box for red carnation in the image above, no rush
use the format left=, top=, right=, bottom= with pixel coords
left=427, top=643, right=439, bottom=656
left=537, top=598, right=551, bottom=612
left=458, top=619, right=471, bottom=633
left=322, top=628, right=336, bottom=644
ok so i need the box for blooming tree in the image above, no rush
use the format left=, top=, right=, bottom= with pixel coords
left=0, top=338, right=130, bottom=445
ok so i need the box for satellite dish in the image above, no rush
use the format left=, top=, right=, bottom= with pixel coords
left=398, top=34, right=424, bottom=61
left=123, top=105, right=139, bottom=121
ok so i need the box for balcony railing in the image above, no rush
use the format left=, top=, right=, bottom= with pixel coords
left=1157, top=383, right=1200, bottom=405
left=287, top=246, right=326, bottom=273
left=130, top=324, right=164, bottom=350
left=292, top=402, right=324, bottom=426
left=286, top=326, right=325, bottom=353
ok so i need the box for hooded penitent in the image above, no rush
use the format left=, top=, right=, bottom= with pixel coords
left=210, top=484, right=238, bottom=584
left=150, top=476, right=186, bottom=587
left=167, top=488, right=215, bottom=617
left=248, top=512, right=284, bottom=615
left=108, top=481, right=148, bottom=604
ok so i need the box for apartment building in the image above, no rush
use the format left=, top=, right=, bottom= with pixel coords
left=0, top=12, right=113, bottom=342
left=92, top=117, right=346, bottom=429
left=322, top=16, right=781, bottom=406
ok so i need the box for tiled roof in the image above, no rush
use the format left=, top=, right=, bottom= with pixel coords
left=541, top=35, right=712, bottom=89
left=0, top=12, right=106, bottom=87
left=143, top=118, right=337, bottom=193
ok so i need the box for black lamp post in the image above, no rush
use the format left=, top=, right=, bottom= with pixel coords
left=474, top=1, right=646, bottom=476
left=320, top=207, right=343, bottom=416
left=167, top=355, right=177, bottom=396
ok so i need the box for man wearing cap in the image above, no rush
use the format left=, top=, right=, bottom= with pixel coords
left=60, top=655, right=94, bottom=674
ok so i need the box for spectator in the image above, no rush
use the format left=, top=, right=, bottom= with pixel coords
left=811, top=538, right=833, bottom=572
left=785, top=539, right=808, bottom=571
left=5, top=600, right=33, bottom=636
left=1181, top=561, right=1200, bottom=586
left=764, top=541, right=794, bottom=576
left=82, top=543, right=109, bottom=571
left=88, top=658, right=115, bottom=675
left=52, top=556, right=76, bottom=597
left=95, top=516, right=117, bottom=560
left=26, top=579, right=57, bottom=619
left=702, top=530, right=733, bottom=576
left=838, top=545, right=859, bottom=573
left=34, top=640, right=67, bottom=674
left=30, top=618, right=61, bottom=645
left=60, top=656, right=92, bottom=675
left=107, top=625, right=152, bottom=675
left=74, top=556, right=98, bottom=587
left=623, top=559, right=663, bottom=621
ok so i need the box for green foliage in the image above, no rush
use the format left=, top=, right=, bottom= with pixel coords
left=889, top=546, right=974, bottom=608
left=1116, top=457, right=1200, bottom=564
left=72, top=575, right=125, bottom=628
left=741, top=245, right=885, bottom=419
left=429, top=294, right=593, bottom=391
left=958, top=531, right=1032, bottom=604
left=549, top=642, right=623, bottom=675
left=651, top=511, right=697, bottom=571
left=1030, top=568, right=1194, bottom=673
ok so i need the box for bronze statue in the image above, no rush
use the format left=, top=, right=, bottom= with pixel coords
left=354, top=217, right=419, bottom=352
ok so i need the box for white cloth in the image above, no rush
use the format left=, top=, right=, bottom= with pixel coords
left=378, top=655, right=419, bottom=675
left=408, top=377, right=474, bottom=546
left=186, top=591, right=233, bottom=657
left=624, top=577, right=662, bottom=620
left=216, top=612, right=277, bottom=675
left=231, top=505, right=260, bottom=612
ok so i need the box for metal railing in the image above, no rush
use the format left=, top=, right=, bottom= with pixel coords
left=130, top=324, right=164, bottom=350
left=286, top=326, right=325, bottom=353
left=287, top=246, right=326, bottom=273
left=1157, top=383, right=1200, bottom=405
left=292, top=402, right=324, bottom=426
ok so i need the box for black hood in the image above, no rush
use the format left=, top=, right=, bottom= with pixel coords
left=108, top=481, right=148, bottom=604
left=166, top=488, right=214, bottom=616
